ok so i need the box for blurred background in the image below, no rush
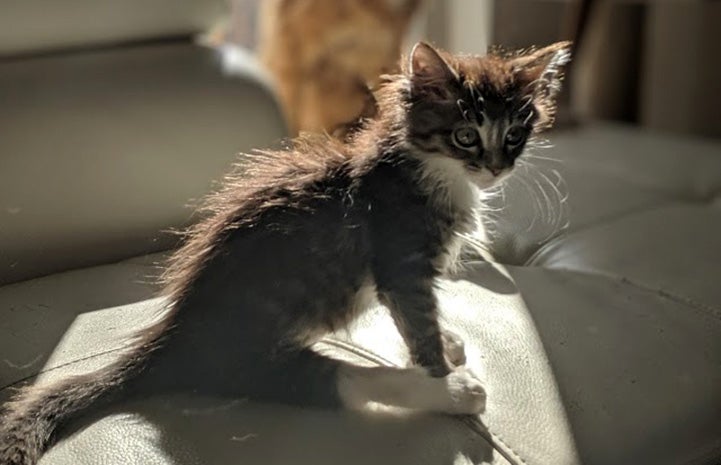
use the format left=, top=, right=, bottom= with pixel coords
left=5, top=1, right=718, bottom=139
left=1, top=0, right=720, bottom=285
left=206, top=0, right=721, bottom=138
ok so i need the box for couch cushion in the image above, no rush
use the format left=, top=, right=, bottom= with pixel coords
left=485, top=124, right=721, bottom=311
left=2, top=249, right=720, bottom=464
left=0, top=0, right=227, bottom=57
left=0, top=254, right=512, bottom=465
left=0, top=254, right=163, bottom=392
left=42, top=397, right=507, bottom=465
left=0, top=42, right=286, bottom=285
left=532, top=203, right=721, bottom=310
left=486, top=124, right=721, bottom=266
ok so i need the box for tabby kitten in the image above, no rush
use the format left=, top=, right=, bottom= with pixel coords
left=0, top=41, right=570, bottom=465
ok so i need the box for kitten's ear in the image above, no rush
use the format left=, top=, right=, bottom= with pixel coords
left=512, top=41, right=572, bottom=102
left=512, top=41, right=572, bottom=131
left=409, top=42, right=458, bottom=96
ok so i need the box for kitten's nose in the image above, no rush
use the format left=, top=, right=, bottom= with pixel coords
left=485, top=153, right=507, bottom=177
left=487, top=166, right=503, bottom=177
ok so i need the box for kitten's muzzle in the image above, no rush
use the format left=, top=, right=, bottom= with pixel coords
left=487, top=166, right=503, bottom=177
left=484, top=151, right=511, bottom=177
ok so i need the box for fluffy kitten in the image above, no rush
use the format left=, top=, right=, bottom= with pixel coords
left=0, top=41, right=570, bottom=465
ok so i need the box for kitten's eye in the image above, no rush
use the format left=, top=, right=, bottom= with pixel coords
left=505, top=127, right=527, bottom=147
left=452, top=127, right=480, bottom=149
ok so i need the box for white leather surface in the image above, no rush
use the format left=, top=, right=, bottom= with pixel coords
left=504, top=266, right=721, bottom=465
left=0, top=255, right=509, bottom=465
left=0, top=0, right=226, bottom=56
left=3, top=249, right=720, bottom=464
left=42, top=397, right=508, bottom=465
left=0, top=255, right=163, bottom=392
left=0, top=254, right=554, bottom=465
left=0, top=42, right=286, bottom=285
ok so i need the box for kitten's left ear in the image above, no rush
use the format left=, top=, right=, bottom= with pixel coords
left=408, top=42, right=458, bottom=98
left=512, top=41, right=572, bottom=102
left=511, top=41, right=572, bottom=131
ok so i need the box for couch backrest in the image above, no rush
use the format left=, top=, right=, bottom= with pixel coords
left=0, top=0, right=226, bottom=57
left=0, top=3, right=287, bottom=285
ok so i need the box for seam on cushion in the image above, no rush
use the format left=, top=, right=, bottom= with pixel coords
left=0, top=346, right=126, bottom=393
left=459, top=416, right=530, bottom=465
left=523, top=198, right=721, bottom=269
left=543, top=267, right=721, bottom=323
left=522, top=199, right=679, bottom=267
left=616, top=275, right=721, bottom=321
left=320, top=337, right=525, bottom=465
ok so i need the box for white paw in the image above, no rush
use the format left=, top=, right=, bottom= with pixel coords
left=441, top=366, right=486, bottom=415
left=442, top=329, right=467, bottom=367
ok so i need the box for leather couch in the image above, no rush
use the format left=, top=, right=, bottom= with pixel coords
left=2, top=3, right=720, bottom=465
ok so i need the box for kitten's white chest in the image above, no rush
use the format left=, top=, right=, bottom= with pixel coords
left=416, top=155, right=482, bottom=275
left=417, top=156, right=479, bottom=214
left=352, top=275, right=378, bottom=314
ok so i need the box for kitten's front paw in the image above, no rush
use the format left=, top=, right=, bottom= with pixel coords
left=443, top=366, right=486, bottom=415
left=442, top=328, right=467, bottom=367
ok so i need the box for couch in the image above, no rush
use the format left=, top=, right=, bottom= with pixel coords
left=2, top=2, right=720, bottom=464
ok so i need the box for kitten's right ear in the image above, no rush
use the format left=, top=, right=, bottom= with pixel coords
left=409, top=42, right=458, bottom=94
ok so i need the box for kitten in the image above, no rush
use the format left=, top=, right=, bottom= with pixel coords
left=0, top=41, right=571, bottom=465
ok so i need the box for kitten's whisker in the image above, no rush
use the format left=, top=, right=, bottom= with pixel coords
left=523, top=110, right=535, bottom=126
left=538, top=169, right=569, bottom=232
left=524, top=154, right=562, bottom=163
left=532, top=177, right=554, bottom=225
left=525, top=164, right=569, bottom=238
left=513, top=172, right=541, bottom=232
left=518, top=95, right=533, bottom=113
left=517, top=157, right=568, bottom=237
left=456, top=99, right=472, bottom=123
left=527, top=137, right=554, bottom=149
left=456, top=230, right=494, bottom=263
left=550, top=169, right=569, bottom=203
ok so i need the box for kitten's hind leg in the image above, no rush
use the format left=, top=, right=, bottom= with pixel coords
left=261, top=349, right=485, bottom=415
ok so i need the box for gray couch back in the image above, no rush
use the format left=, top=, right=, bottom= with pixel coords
left=0, top=0, right=226, bottom=57
left=0, top=3, right=287, bottom=284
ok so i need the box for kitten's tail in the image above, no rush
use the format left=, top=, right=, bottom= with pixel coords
left=0, top=318, right=170, bottom=465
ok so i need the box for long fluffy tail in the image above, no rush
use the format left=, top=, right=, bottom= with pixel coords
left=0, top=319, right=168, bottom=465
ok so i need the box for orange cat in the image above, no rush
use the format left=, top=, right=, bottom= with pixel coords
left=258, top=0, right=422, bottom=136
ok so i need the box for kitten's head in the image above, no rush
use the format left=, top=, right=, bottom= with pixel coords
left=401, top=41, right=571, bottom=188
